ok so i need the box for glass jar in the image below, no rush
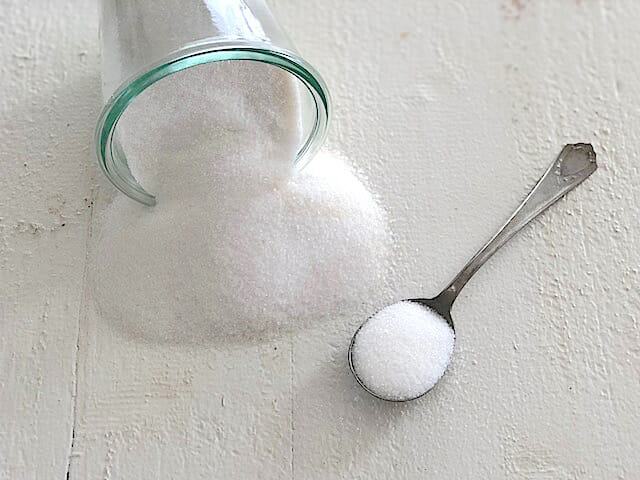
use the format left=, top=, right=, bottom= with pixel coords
left=96, top=0, right=331, bottom=205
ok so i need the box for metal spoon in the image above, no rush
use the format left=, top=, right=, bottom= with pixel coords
left=349, top=143, right=597, bottom=402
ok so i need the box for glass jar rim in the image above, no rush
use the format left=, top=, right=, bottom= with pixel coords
left=95, top=39, right=331, bottom=206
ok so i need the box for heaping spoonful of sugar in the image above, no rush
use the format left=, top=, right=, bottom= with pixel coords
left=349, top=143, right=597, bottom=402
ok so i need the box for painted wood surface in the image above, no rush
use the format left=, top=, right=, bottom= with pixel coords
left=2, top=1, right=639, bottom=478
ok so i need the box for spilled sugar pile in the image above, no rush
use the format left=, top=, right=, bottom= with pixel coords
left=94, top=152, right=390, bottom=342
left=92, top=61, right=391, bottom=343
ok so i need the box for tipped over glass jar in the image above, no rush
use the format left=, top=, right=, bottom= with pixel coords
left=96, top=0, right=331, bottom=205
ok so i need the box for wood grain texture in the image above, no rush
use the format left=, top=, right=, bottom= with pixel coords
left=2, top=0, right=640, bottom=479
left=0, top=1, right=99, bottom=478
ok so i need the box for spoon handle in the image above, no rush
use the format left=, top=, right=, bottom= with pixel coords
left=437, top=143, right=597, bottom=308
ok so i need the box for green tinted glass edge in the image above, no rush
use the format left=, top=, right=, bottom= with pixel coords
left=96, top=46, right=330, bottom=206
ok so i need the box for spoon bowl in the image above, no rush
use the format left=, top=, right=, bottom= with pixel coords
left=348, top=296, right=456, bottom=402
left=349, top=143, right=597, bottom=402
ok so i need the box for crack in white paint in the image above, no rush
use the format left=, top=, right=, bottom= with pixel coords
left=65, top=187, right=97, bottom=480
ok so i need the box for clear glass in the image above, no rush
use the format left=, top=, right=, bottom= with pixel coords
left=96, top=0, right=331, bottom=206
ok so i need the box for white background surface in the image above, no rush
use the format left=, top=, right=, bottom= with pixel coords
left=2, top=0, right=640, bottom=478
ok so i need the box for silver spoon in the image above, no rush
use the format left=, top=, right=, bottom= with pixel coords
left=349, top=143, right=597, bottom=402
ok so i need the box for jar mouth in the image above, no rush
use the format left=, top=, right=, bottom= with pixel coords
left=95, top=40, right=331, bottom=206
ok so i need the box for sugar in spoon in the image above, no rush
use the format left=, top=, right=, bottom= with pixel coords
left=349, top=143, right=597, bottom=402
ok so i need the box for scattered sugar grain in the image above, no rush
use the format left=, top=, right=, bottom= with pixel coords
left=351, top=301, right=455, bottom=401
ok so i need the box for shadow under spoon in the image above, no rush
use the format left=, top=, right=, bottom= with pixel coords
left=349, top=143, right=598, bottom=402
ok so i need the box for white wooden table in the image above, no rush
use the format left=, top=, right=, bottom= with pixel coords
left=2, top=1, right=639, bottom=478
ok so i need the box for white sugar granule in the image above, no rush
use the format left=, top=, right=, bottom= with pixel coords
left=93, top=60, right=390, bottom=343
left=351, top=301, right=455, bottom=401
